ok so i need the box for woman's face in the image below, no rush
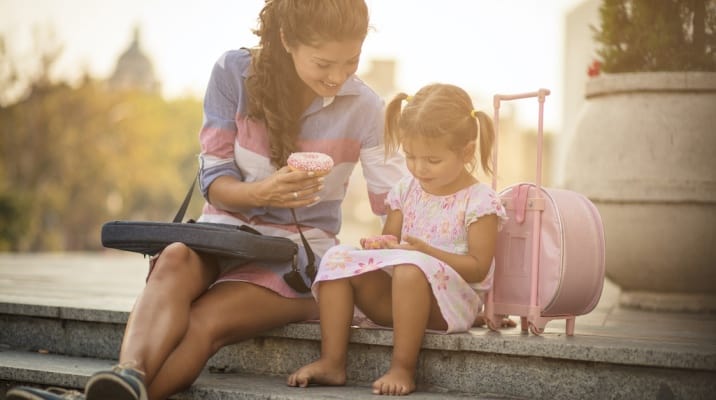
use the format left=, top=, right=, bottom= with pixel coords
left=286, top=38, right=363, bottom=98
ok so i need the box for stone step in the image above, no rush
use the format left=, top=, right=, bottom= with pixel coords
left=0, top=350, right=508, bottom=399
left=1, top=302, right=715, bottom=400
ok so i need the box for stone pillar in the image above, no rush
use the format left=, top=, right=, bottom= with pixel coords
left=563, top=72, right=716, bottom=311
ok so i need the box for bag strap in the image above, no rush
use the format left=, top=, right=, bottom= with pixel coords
left=290, top=208, right=317, bottom=281
left=174, top=171, right=317, bottom=281
left=173, top=171, right=198, bottom=223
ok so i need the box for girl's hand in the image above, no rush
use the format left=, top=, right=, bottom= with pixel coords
left=360, top=234, right=398, bottom=249
left=388, top=235, right=428, bottom=253
left=256, top=166, right=325, bottom=208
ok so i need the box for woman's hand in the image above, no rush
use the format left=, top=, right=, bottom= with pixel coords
left=255, top=166, right=325, bottom=208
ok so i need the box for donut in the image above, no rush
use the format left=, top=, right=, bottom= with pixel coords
left=287, top=152, right=334, bottom=175
left=360, top=234, right=398, bottom=249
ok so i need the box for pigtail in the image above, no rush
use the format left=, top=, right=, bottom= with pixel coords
left=384, top=92, right=409, bottom=159
left=474, top=111, right=495, bottom=176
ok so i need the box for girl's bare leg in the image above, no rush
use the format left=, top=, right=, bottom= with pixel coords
left=287, top=278, right=353, bottom=387
left=372, top=265, right=445, bottom=396
left=288, top=270, right=393, bottom=388
left=148, top=281, right=318, bottom=400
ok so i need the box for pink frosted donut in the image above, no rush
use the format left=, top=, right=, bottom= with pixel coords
left=360, top=234, right=398, bottom=249
left=287, top=152, right=334, bottom=175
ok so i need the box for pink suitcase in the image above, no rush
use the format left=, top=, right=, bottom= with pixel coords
left=484, top=89, right=606, bottom=336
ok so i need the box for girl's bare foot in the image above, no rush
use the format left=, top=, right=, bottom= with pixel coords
left=372, top=367, right=415, bottom=396
left=473, top=314, right=516, bottom=328
left=287, top=359, right=346, bottom=388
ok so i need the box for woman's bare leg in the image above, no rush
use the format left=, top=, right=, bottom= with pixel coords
left=148, top=281, right=318, bottom=400
left=118, top=243, right=219, bottom=383
left=288, top=270, right=393, bottom=388
left=372, top=265, right=445, bottom=396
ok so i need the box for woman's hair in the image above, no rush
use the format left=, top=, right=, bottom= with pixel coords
left=384, top=83, right=495, bottom=176
left=246, top=0, right=369, bottom=168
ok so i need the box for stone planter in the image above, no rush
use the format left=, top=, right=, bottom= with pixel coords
left=563, top=72, right=716, bottom=311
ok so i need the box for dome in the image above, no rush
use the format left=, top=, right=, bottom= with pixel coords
left=108, top=26, right=160, bottom=94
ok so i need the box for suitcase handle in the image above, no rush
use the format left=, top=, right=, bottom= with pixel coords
left=491, top=89, right=550, bottom=316
left=491, top=88, right=550, bottom=192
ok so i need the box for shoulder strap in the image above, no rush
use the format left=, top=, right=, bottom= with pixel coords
left=290, top=208, right=317, bottom=281
left=172, top=171, right=198, bottom=223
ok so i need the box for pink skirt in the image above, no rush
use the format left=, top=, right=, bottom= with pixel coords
left=313, top=244, right=487, bottom=333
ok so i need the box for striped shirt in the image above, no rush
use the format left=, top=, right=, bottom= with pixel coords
left=196, top=48, right=407, bottom=295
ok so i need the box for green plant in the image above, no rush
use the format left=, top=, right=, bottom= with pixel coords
left=592, top=0, right=716, bottom=72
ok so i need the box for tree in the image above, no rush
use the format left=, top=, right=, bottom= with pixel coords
left=0, top=31, right=203, bottom=251
left=592, top=0, right=716, bottom=72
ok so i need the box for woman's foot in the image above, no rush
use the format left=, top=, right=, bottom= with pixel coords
left=84, top=364, right=147, bottom=400
left=372, top=367, right=416, bottom=396
left=6, top=386, right=85, bottom=399
left=287, top=359, right=346, bottom=388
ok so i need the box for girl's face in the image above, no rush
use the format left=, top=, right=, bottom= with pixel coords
left=403, top=136, right=475, bottom=196
left=286, top=39, right=363, bottom=99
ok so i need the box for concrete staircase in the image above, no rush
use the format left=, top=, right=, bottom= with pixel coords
left=1, top=301, right=715, bottom=400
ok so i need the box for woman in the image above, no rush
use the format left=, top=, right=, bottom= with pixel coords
left=6, top=1, right=405, bottom=399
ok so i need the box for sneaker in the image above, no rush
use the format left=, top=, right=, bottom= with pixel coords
left=6, top=386, right=85, bottom=400
left=84, top=364, right=147, bottom=400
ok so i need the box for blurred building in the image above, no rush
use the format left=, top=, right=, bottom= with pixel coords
left=107, top=26, right=161, bottom=94
left=360, top=59, right=398, bottom=99
left=556, top=0, right=600, bottom=186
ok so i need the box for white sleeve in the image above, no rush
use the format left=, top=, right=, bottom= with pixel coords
left=360, top=145, right=408, bottom=216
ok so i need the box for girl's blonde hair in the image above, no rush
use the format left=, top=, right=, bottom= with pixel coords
left=246, top=0, right=370, bottom=168
left=385, top=83, right=495, bottom=176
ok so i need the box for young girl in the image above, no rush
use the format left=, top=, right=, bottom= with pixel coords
left=288, top=83, right=507, bottom=396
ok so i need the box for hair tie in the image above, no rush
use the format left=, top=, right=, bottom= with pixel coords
left=475, top=111, right=481, bottom=138
left=404, top=95, right=413, bottom=102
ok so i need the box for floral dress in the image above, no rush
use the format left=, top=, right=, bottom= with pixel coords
left=313, top=176, right=507, bottom=333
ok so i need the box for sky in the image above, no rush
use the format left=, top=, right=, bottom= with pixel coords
left=0, top=0, right=586, bottom=130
